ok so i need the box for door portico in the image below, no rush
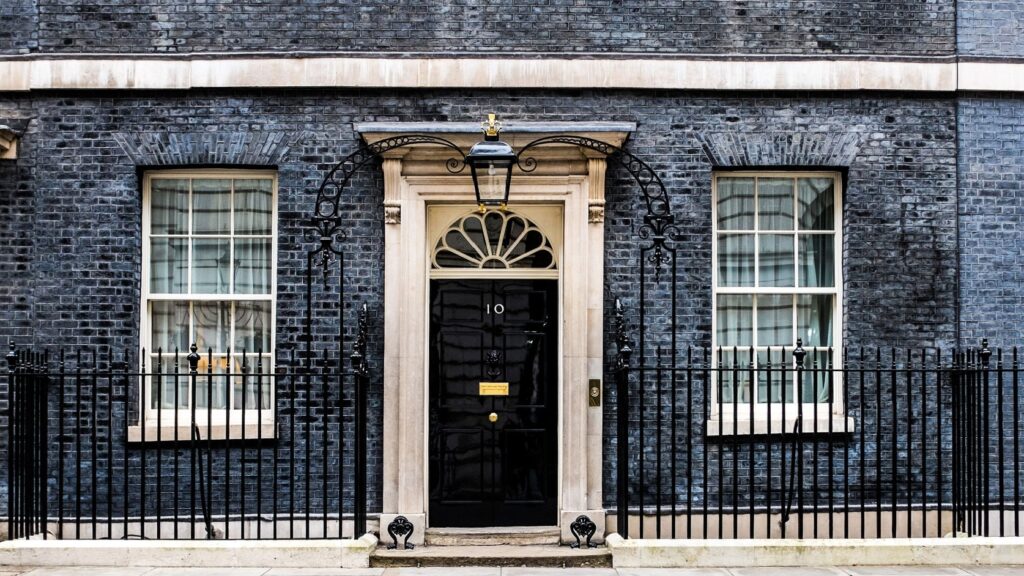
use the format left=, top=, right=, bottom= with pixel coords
left=362, top=121, right=634, bottom=545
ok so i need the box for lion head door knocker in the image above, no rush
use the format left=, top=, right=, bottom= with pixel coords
left=484, top=348, right=502, bottom=380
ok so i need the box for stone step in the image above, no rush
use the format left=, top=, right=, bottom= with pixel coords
left=371, top=543, right=611, bottom=568
left=424, top=526, right=561, bottom=546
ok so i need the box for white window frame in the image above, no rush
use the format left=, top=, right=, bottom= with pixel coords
left=710, top=170, right=849, bottom=435
left=138, top=169, right=278, bottom=433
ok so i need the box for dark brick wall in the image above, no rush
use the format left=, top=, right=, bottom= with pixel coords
left=0, top=90, right=958, bottom=518
left=959, top=96, right=1024, bottom=347
left=958, top=0, right=1024, bottom=58
left=1, top=0, right=955, bottom=56
left=0, top=0, right=37, bottom=54
left=601, top=93, right=958, bottom=508
left=0, top=111, right=34, bottom=510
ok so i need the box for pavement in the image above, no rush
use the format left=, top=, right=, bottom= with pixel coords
left=0, top=568, right=1022, bottom=576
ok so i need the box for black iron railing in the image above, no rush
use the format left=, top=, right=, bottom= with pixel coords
left=613, top=302, right=1023, bottom=540
left=4, top=310, right=371, bottom=541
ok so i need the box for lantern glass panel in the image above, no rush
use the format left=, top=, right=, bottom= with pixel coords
left=474, top=159, right=512, bottom=205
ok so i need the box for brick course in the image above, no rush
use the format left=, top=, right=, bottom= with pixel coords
left=958, top=96, right=1024, bottom=347
left=0, top=0, right=955, bottom=56
left=958, top=0, right=1024, bottom=58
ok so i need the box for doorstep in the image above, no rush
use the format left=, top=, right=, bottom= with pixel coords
left=423, top=526, right=561, bottom=546
left=371, top=544, right=612, bottom=568
left=605, top=534, right=1024, bottom=568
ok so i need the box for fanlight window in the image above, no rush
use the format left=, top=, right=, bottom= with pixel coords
left=432, top=210, right=556, bottom=270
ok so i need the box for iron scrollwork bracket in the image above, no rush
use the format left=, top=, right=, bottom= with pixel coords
left=569, top=514, right=597, bottom=549
left=313, top=134, right=467, bottom=241
left=516, top=135, right=678, bottom=281
left=386, top=515, right=415, bottom=550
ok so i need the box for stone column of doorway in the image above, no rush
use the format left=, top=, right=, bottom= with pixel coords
left=379, top=153, right=427, bottom=546
left=559, top=155, right=608, bottom=545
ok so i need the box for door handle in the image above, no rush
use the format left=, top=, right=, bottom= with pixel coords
left=488, top=412, right=498, bottom=423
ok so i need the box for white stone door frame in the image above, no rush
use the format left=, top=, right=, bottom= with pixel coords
left=357, top=122, right=634, bottom=545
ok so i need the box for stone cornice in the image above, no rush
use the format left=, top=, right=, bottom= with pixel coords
left=0, top=55, right=1018, bottom=93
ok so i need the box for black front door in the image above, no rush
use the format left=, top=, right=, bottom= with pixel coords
left=428, top=279, right=558, bottom=527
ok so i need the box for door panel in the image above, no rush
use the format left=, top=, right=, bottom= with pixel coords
left=429, top=279, right=558, bottom=527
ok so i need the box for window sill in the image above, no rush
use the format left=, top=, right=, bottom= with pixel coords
left=128, top=423, right=277, bottom=443
left=706, top=416, right=854, bottom=437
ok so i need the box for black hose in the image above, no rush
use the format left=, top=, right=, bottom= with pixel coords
left=192, top=424, right=216, bottom=539
left=779, top=418, right=802, bottom=530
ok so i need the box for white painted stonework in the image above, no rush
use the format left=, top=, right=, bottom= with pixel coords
left=0, top=55, right=996, bottom=93
left=605, top=533, right=1024, bottom=568
left=368, top=122, right=631, bottom=545
left=0, top=533, right=378, bottom=568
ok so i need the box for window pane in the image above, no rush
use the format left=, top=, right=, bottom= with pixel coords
left=234, top=179, right=273, bottom=235
left=798, top=177, right=834, bottom=230
left=234, top=238, right=272, bottom=294
left=234, top=301, right=270, bottom=353
left=716, top=177, right=755, bottom=230
left=150, top=238, right=187, bottom=294
left=194, top=356, right=229, bottom=409
left=718, top=234, right=755, bottom=287
left=151, top=301, right=189, bottom=352
left=798, top=294, right=833, bottom=347
left=716, top=294, right=752, bottom=346
left=758, top=234, right=795, bottom=287
left=233, top=356, right=272, bottom=410
left=151, top=179, right=189, bottom=235
left=757, top=294, right=793, bottom=346
left=194, top=301, right=230, bottom=353
left=758, top=178, right=794, bottom=230
left=799, top=235, right=834, bottom=287
left=800, top=349, right=833, bottom=403
left=192, top=238, right=230, bottom=294
left=718, top=349, right=753, bottom=403
left=757, top=349, right=794, bottom=404
left=149, top=357, right=188, bottom=409
left=193, top=179, right=231, bottom=234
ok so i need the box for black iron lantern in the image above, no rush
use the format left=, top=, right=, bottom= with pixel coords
left=466, top=114, right=517, bottom=210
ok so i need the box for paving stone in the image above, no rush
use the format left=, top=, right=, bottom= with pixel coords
left=842, top=568, right=970, bottom=576
left=503, top=568, right=616, bottom=576
left=381, top=569, right=500, bottom=576
left=617, top=570, right=732, bottom=576
left=143, top=569, right=268, bottom=576
left=264, top=565, right=385, bottom=569
left=732, top=569, right=846, bottom=576
left=21, top=569, right=156, bottom=576
left=959, top=569, right=1024, bottom=576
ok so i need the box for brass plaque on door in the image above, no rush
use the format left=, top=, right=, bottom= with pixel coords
left=479, top=382, right=509, bottom=396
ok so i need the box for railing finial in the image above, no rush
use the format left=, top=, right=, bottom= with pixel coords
left=187, top=342, right=200, bottom=374
left=980, top=338, right=991, bottom=365
left=6, top=339, right=16, bottom=372
left=793, top=338, right=806, bottom=368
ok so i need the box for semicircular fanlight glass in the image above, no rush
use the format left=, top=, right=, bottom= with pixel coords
left=432, top=210, right=557, bottom=270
